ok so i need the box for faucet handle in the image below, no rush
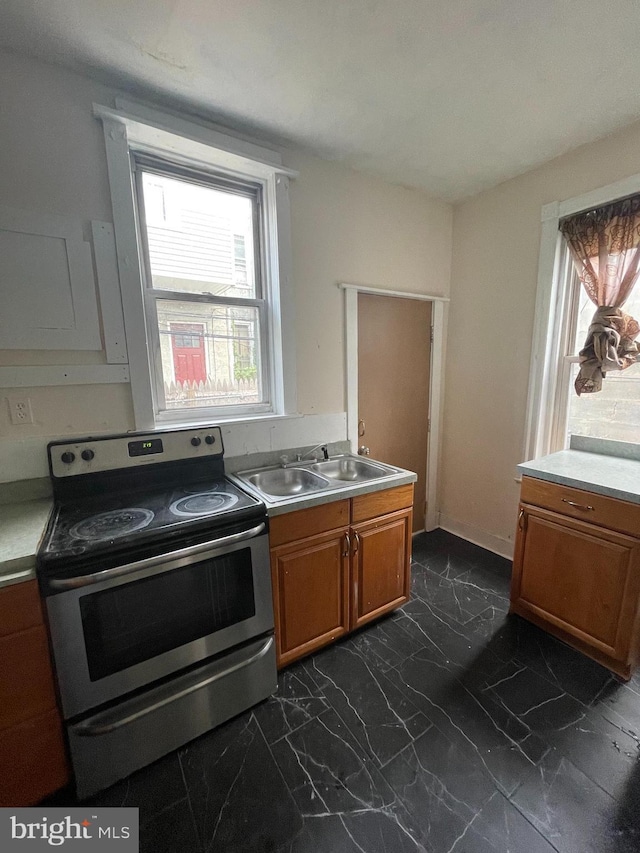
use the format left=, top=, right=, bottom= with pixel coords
left=279, top=454, right=290, bottom=467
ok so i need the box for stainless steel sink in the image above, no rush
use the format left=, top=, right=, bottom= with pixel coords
left=310, top=457, right=392, bottom=482
left=235, top=454, right=403, bottom=503
left=245, top=467, right=330, bottom=498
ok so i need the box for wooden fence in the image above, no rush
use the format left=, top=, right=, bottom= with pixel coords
left=164, top=377, right=259, bottom=407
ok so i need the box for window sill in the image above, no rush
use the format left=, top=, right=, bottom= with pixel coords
left=154, top=411, right=301, bottom=430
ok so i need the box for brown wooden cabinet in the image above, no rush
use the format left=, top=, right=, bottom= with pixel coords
left=510, top=476, right=640, bottom=680
left=269, top=484, right=413, bottom=667
left=0, top=580, right=69, bottom=806
left=352, top=510, right=412, bottom=630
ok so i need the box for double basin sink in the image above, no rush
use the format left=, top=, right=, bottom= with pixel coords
left=235, top=455, right=402, bottom=503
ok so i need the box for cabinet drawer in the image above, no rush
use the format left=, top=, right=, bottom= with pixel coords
left=0, top=626, right=58, bottom=731
left=351, top=484, right=414, bottom=524
left=521, top=477, right=640, bottom=538
left=269, top=500, right=350, bottom=547
left=0, top=580, right=44, bottom=638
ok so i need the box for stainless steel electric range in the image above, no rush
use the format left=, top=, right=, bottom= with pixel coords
left=37, top=426, right=276, bottom=800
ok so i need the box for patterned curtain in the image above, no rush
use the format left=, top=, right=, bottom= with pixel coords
left=559, top=196, right=640, bottom=395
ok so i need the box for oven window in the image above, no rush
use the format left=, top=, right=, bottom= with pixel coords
left=80, top=548, right=256, bottom=681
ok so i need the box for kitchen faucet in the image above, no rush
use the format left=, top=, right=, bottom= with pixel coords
left=280, top=443, right=329, bottom=467
left=301, top=443, right=330, bottom=461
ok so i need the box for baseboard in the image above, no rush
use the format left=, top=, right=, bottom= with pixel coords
left=438, top=514, right=514, bottom=561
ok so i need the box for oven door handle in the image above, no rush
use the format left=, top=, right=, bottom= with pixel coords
left=73, top=635, right=275, bottom=736
left=49, top=522, right=267, bottom=590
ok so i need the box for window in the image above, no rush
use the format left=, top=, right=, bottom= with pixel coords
left=233, top=234, right=249, bottom=288
left=525, top=183, right=640, bottom=460
left=135, top=160, right=266, bottom=414
left=95, top=101, right=297, bottom=429
left=550, top=246, right=640, bottom=447
left=232, top=321, right=255, bottom=377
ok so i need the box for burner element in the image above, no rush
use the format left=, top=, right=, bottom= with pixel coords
left=182, top=482, right=226, bottom=495
left=170, top=492, right=239, bottom=518
left=70, top=508, right=155, bottom=542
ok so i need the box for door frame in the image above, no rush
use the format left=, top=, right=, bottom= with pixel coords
left=340, top=283, right=449, bottom=532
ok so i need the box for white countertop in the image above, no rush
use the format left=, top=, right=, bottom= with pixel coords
left=518, top=439, right=640, bottom=506
left=0, top=498, right=52, bottom=589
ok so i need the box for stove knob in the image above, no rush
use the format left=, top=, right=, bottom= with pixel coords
left=81, top=449, right=95, bottom=461
left=61, top=451, right=75, bottom=465
left=191, top=436, right=202, bottom=447
left=205, top=435, right=216, bottom=445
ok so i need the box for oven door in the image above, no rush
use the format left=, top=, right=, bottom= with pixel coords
left=45, top=520, right=273, bottom=719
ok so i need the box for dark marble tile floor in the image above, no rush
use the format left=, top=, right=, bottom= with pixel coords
left=57, top=530, right=640, bottom=851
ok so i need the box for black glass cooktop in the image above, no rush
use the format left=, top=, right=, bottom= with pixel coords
left=38, top=477, right=263, bottom=569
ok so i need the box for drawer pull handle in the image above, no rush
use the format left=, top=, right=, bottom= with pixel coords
left=561, top=499, right=594, bottom=512
left=343, top=532, right=351, bottom=557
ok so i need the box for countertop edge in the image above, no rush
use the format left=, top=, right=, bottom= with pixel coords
left=518, top=458, right=640, bottom=506
left=0, top=565, right=37, bottom=589
left=0, top=498, right=52, bottom=591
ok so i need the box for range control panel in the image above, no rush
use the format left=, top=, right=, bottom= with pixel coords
left=49, top=427, right=224, bottom=479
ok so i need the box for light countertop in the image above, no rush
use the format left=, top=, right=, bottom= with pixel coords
left=0, top=499, right=52, bottom=589
left=518, top=437, right=640, bottom=506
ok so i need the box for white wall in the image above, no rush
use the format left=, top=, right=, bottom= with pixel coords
left=0, top=49, right=452, bottom=482
left=285, top=151, right=452, bottom=415
left=441, top=118, right=640, bottom=558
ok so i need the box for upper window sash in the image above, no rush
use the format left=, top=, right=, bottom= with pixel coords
left=132, top=155, right=264, bottom=302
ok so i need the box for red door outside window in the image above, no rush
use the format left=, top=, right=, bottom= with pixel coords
left=170, top=323, right=206, bottom=384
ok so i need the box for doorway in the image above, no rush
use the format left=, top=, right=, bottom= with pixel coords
left=342, top=284, right=447, bottom=533
left=357, top=293, right=430, bottom=532
left=170, top=322, right=206, bottom=384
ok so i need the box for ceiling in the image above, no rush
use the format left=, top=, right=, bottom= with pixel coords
left=2, top=0, right=640, bottom=202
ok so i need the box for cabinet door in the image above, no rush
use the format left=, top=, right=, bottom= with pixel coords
left=0, top=626, right=59, bottom=731
left=271, top=528, right=350, bottom=667
left=0, top=710, right=69, bottom=808
left=511, top=505, right=640, bottom=669
left=351, top=508, right=412, bottom=630
left=0, top=581, right=70, bottom=805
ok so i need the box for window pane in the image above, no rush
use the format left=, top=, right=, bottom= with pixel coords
left=567, top=281, right=640, bottom=443
left=572, top=279, right=640, bottom=355
left=157, top=300, right=264, bottom=410
left=567, top=361, right=640, bottom=444
left=140, top=172, right=257, bottom=298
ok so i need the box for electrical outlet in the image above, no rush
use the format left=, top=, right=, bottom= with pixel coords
left=7, top=396, right=34, bottom=425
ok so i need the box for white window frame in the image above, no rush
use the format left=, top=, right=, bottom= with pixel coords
left=524, top=172, right=640, bottom=461
left=94, top=99, right=297, bottom=430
